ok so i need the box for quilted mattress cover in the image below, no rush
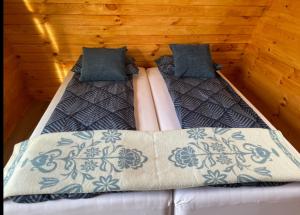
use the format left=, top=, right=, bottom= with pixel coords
left=41, top=73, right=136, bottom=133
left=160, top=70, right=269, bottom=129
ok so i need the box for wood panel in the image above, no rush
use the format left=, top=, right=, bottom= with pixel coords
left=4, top=0, right=271, bottom=100
left=5, top=34, right=252, bottom=45
left=4, top=0, right=271, bottom=5
left=4, top=39, right=31, bottom=142
left=4, top=4, right=266, bottom=16
left=238, top=0, right=300, bottom=151
left=4, top=15, right=261, bottom=26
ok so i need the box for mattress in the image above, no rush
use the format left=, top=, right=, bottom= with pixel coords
left=5, top=68, right=171, bottom=215
left=147, top=67, right=300, bottom=215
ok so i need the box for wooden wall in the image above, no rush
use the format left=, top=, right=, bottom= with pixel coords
left=4, top=39, right=31, bottom=142
left=238, top=0, right=300, bottom=150
left=4, top=0, right=271, bottom=100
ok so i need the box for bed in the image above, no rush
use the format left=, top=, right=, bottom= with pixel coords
left=4, top=65, right=300, bottom=215
left=4, top=68, right=173, bottom=215
left=146, top=67, right=300, bottom=215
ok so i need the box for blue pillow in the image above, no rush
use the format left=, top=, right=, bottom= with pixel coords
left=169, top=44, right=216, bottom=78
left=155, top=55, right=222, bottom=76
left=125, top=56, right=139, bottom=75
left=80, top=47, right=127, bottom=82
left=71, top=54, right=138, bottom=76
left=155, top=55, right=175, bottom=75
left=70, top=55, right=82, bottom=74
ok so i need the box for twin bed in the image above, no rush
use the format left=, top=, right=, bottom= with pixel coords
left=4, top=64, right=300, bottom=215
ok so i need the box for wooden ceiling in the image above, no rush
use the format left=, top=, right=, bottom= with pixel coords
left=4, top=0, right=272, bottom=101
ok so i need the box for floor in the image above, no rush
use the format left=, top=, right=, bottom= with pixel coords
left=4, top=100, right=49, bottom=165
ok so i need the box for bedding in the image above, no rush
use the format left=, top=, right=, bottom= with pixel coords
left=146, top=66, right=300, bottom=215
left=146, top=67, right=274, bottom=131
left=80, top=47, right=127, bottom=82
left=6, top=68, right=162, bottom=207
left=70, top=55, right=83, bottom=74
left=156, top=55, right=223, bottom=77
left=71, top=54, right=139, bottom=76
left=169, top=44, right=216, bottom=78
left=30, top=68, right=159, bottom=139
left=23, top=57, right=138, bottom=202
left=41, top=73, right=135, bottom=133
left=4, top=128, right=300, bottom=202
left=158, top=65, right=269, bottom=129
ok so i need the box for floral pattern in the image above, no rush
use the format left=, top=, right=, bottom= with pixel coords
left=84, top=147, right=100, bottom=158
left=118, top=148, right=147, bottom=169
left=169, top=128, right=279, bottom=184
left=81, top=160, right=98, bottom=172
left=211, top=142, right=225, bottom=152
left=170, top=146, right=198, bottom=168
left=5, top=128, right=300, bottom=202
left=27, top=130, right=147, bottom=193
left=101, top=130, right=122, bottom=143
left=187, top=128, right=207, bottom=140
left=203, top=170, right=227, bottom=185
left=216, top=154, right=232, bottom=165
left=93, top=175, right=120, bottom=192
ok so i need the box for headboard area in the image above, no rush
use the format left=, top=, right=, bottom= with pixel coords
left=4, top=0, right=271, bottom=100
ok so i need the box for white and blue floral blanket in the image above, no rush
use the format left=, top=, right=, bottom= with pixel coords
left=4, top=128, right=300, bottom=202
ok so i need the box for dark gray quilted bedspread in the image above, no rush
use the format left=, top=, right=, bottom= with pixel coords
left=42, top=73, right=136, bottom=133
left=161, top=72, right=269, bottom=129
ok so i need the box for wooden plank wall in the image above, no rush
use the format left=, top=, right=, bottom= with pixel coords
left=4, top=0, right=271, bottom=100
left=4, top=39, right=31, bottom=142
left=238, top=0, right=300, bottom=150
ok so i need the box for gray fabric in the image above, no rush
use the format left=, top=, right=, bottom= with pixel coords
left=160, top=71, right=269, bottom=129
left=170, top=44, right=216, bottom=78
left=70, top=55, right=82, bottom=74
left=80, top=47, right=127, bottom=82
left=42, top=73, right=136, bottom=133
left=155, top=55, right=175, bottom=75
left=71, top=54, right=139, bottom=76
left=155, top=55, right=221, bottom=76
left=125, top=56, right=139, bottom=75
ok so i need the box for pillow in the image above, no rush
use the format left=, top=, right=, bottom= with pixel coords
left=80, top=47, right=127, bottom=82
left=155, top=55, right=222, bottom=76
left=169, top=44, right=216, bottom=78
left=125, top=56, right=139, bottom=75
left=70, top=55, right=82, bottom=74
left=214, top=63, right=223, bottom=71
left=155, top=55, right=175, bottom=75
left=71, top=54, right=138, bottom=76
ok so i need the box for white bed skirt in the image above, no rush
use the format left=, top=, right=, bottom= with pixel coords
left=174, top=183, right=300, bottom=215
left=5, top=191, right=172, bottom=215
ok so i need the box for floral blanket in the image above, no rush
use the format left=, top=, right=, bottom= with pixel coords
left=4, top=128, right=300, bottom=201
